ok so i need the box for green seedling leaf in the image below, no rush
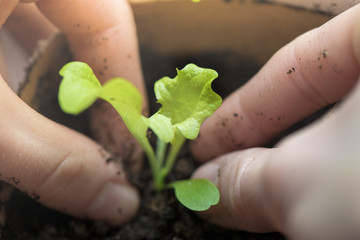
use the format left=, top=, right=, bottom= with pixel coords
left=100, top=78, right=149, bottom=145
left=148, top=113, right=174, bottom=143
left=59, top=61, right=102, bottom=114
left=58, top=62, right=155, bottom=163
left=169, top=179, right=220, bottom=211
left=154, top=63, right=222, bottom=140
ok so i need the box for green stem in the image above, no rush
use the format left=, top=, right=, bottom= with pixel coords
left=141, top=141, right=163, bottom=190
left=159, top=135, right=186, bottom=184
left=152, top=139, right=168, bottom=191
left=155, top=138, right=167, bottom=170
left=154, top=172, right=165, bottom=191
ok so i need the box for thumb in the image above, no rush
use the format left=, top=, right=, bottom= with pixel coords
left=192, top=148, right=277, bottom=233
left=0, top=78, right=139, bottom=225
left=192, top=77, right=360, bottom=238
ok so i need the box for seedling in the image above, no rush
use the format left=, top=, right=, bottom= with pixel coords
left=58, top=62, right=222, bottom=211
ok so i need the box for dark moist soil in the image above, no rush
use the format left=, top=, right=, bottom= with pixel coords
left=0, top=47, right=291, bottom=240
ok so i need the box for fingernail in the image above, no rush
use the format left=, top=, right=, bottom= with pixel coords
left=192, top=162, right=220, bottom=186
left=86, top=182, right=139, bottom=225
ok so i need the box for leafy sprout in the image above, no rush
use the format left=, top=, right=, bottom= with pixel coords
left=58, top=61, right=221, bottom=211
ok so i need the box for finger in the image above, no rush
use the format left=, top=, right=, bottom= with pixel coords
left=193, top=73, right=360, bottom=237
left=192, top=148, right=277, bottom=233
left=4, top=3, right=57, bottom=55
left=0, top=0, right=19, bottom=27
left=191, top=4, right=360, bottom=162
left=36, top=0, right=146, bottom=170
left=0, top=77, right=139, bottom=225
left=36, top=0, right=144, bottom=93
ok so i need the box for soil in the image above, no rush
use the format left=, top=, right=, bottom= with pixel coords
left=0, top=42, right=290, bottom=239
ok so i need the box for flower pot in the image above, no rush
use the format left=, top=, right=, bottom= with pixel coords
left=2, top=0, right=334, bottom=239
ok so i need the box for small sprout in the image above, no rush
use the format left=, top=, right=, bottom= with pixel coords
left=58, top=61, right=222, bottom=211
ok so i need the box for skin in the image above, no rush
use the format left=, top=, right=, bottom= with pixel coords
left=192, top=2, right=360, bottom=240
left=4, top=3, right=56, bottom=55
left=2, top=0, right=360, bottom=238
left=0, top=0, right=145, bottom=225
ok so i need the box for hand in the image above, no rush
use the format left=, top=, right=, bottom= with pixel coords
left=191, top=3, right=360, bottom=239
left=0, top=0, right=146, bottom=225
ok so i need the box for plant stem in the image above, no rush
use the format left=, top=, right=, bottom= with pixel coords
left=152, top=135, right=186, bottom=191
left=141, top=141, right=162, bottom=190
left=159, top=135, right=186, bottom=185
left=152, top=139, right=168, bottom=191
left=150, top=153, right=165, bottom=191
left=155, top=138, right=167, bottom=170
